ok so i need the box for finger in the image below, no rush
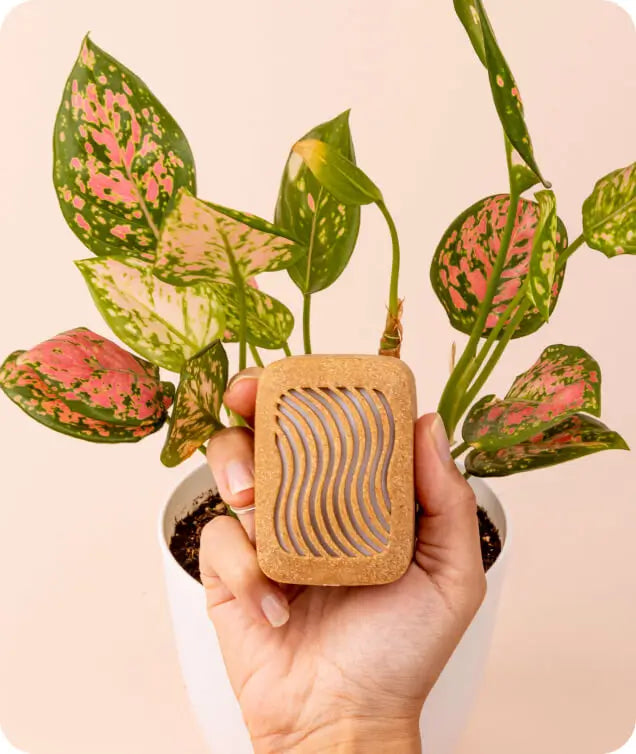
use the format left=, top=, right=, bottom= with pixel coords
left=413, top=413, right=485, bottom=588
left=206, top=427, right=256, bottom=541
left=199, top=515, right=290, bottom=629
left=224, top=367, right=263, bottom=427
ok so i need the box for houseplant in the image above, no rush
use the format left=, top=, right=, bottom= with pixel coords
left=0, top=0, right=632, bottom=750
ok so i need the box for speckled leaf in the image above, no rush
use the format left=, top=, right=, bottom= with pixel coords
left=582, top=161, right=636, bottom=257
left=0, top=328, right=173, bottom=443
left=0, top=351, right=168, bottom=443
left=161, top=341, right=228, bottom=467
left=454, top=0, right=486, bottom=64
left=506, top=136, right=540, bottom=194
left=431, top=194, right=568, bottom=338
left=275, top=111, right=361, bottom=294
left=463, top=344, right=601, bottom=450
left=53, top=35, right=195, bottom=259
left=76, top=255, right=225, bottom=372
left=455, top=1, right=548, bottom=187
left=526, top=190, right=558, bottom=321
left=465, top=414, right=628, bottom=477
left=15, top=327, right=173, bottom=426
left=154, top=188, right=303, bottom=286
left=213, top=283, right=294, bottom=349
left=292, top=139, right=383, bottom=206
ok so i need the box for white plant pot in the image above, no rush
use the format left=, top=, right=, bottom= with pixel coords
left=159, top=464, right=509, bottom=754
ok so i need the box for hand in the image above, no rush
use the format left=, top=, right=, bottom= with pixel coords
left=200, top=368, right=486, bottom=753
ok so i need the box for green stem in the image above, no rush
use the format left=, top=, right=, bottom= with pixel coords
left=466, top=285, right=527, bottom=383
left=377, top=201, right=401, bottom=316
left=223, top=240, right=247, bottom=371
left=282, top=341, right=292, bottom=357
left=303, top=293, right=312, bottom=354
left=438, top=185, right=520, bottom=435
left=556, top=233, right=585, bottom=272
left=459, top=298, right=531, bottom=417
left=451, top=441, right=470, bottom=459
left=249, top=343, right=264, bottom=368
left=198, top=444, right=207, bottom=457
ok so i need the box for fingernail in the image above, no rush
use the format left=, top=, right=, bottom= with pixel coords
left=226, top=460, right=254, bottom=495
left=430, top=414, right=451, bottom=463
left=261, top=593, right=290, bottom=628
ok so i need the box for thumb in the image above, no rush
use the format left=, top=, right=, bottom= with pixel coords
left=413, top=413, right=485, bottom=584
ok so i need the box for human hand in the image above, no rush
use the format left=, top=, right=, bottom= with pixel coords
left=200, top=368, right=486, bottom=753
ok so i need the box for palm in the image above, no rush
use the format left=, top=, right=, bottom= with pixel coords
left=210, top=551, right=461, bottom=740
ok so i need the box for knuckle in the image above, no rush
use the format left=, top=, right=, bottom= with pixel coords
left=200, top=513, right=232, bottom=546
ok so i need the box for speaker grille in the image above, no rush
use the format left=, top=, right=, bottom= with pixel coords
left=273, top=387, right=395, bottom=558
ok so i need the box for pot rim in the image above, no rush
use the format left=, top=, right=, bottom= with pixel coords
left=158, top=462, right=510, bottom=590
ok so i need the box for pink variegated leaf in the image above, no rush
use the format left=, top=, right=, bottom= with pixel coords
left=465, top=414, right=628, bottom=477
left=76, top=255, right=225, bottom=372
left=154, top=188, right=304, bottom=286
left=0, top=330, right=173, bottom=443
left=431, top=194, right=568, bottom=338
left=15, top=328, right=174, bottom=426
left=53, top=35, right=195, bottom=259
left=161, top=341, right=228, bottom=467
left=462, top=344, right=601, bottom=450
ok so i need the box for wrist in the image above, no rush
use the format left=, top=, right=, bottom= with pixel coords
left=252, top=715, right=421, bottom=753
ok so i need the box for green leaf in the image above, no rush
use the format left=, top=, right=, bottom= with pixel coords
left=454, top=0, right=486, bottom=65
left=462, top=344, right=602, bottom=451
left=275, top=111, right=361, bottom=294
left=76, top=255, right=225, bottom=372
left=154, top=187, right=304, bottom=286
left=526, top=189, right=558, bottom=321
left=161, top=341, right=228, bottom=467
left=292, top=139, right=383, bottom=206
left=431, top=194, right=568, bottom=338
left=0, top=330, right=173, bottom=443
left=455, top=1, right=548, bottom=187
left=213, top=282, right=294, bottom=350
left=53, top=34, right=196, bottom=259
left=582, top=161, right=636, bottom=257
left=506, top=135, right=540, bottom=194
left=465, top=414, right=628, bottom=476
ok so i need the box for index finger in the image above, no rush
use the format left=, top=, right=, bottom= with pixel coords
left=224, top=367, right=263, bottom=427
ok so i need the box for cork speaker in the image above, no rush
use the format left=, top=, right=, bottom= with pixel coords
left=254, top=355, right=417, bottom=586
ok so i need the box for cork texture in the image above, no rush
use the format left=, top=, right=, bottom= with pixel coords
left=255, top=355, right=417, bottom=586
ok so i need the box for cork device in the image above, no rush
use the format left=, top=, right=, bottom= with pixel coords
left=254, top=355, right=417, bottom=586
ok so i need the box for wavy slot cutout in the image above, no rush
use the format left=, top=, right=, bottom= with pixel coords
left=274, top=386, right=395, bottom=557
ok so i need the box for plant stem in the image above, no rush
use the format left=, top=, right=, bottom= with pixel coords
left=377, top=200, right=401, bottom=316
left=451, top=441, right=470, bottom=459
left=556, top=233, right=585, bottom=272
left=438, top=186, right=521, bottom=436
left=249, top=343, right=264, bottom=368
left=466, top=285, right=527, bottom=382
left=198, top=444, right=207, bottom=457
left=459, top=298, right=531, bottom=417
left=303, top=292, right=312, bottom=354
left=282, top=341, right=292, bottom=357
left=223, top=240, right=247, bottom=371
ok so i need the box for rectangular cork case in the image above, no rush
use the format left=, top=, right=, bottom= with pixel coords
left=255, top=355, right=417, bottom=586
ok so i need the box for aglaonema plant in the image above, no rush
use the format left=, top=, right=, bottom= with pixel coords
left=1, top=0, right=632, bottom=479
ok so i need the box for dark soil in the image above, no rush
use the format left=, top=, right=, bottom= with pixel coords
left=477, top=506, right=501, bottom=572
left=170, top=490, right=502, bottom=583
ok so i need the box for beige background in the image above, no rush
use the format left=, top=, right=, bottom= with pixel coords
left=0, top=0, right=634, bottom=752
